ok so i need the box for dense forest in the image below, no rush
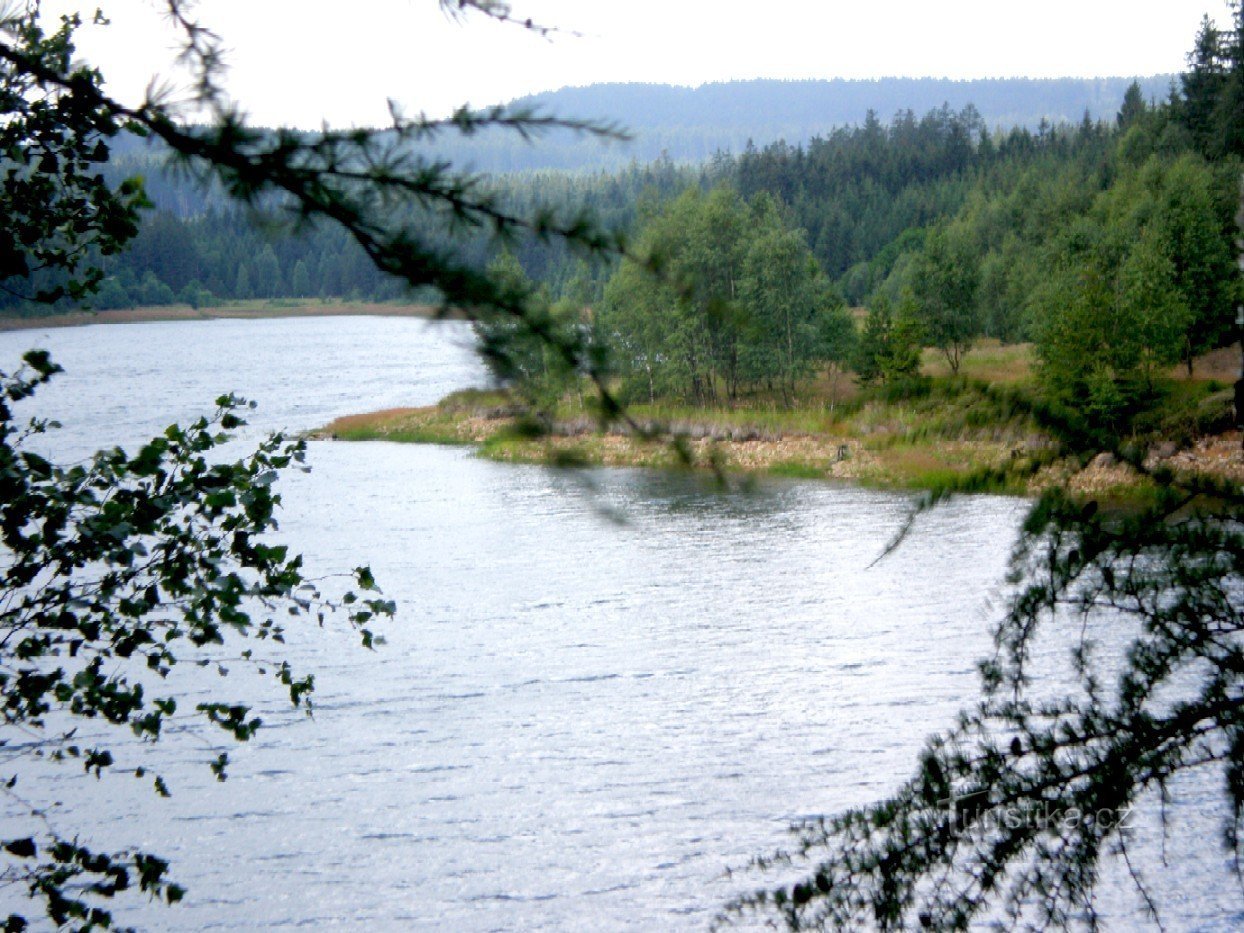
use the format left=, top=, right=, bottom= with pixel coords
left=0, top=81, right=1197, bottom=314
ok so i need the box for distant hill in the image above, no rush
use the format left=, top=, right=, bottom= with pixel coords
left=104, top=76, right=1178, bottom=208
left=423, top=76, right=1175, bottom=173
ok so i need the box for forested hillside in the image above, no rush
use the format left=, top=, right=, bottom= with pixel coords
left=2, top=15, right=1239, bottom=441
left=0, top=71, right=1190, bottom=317
left=590, top=8, right=1242, bottom=432
left=430, top=77, right=1173, bottom=172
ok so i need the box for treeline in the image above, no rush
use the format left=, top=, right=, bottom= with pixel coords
left=1, top=103, right=1173, bottom=321
left=87, top=213, right=411, bottom=310
left=0, top=155, right=715, bottom=314
left=430, top=76, right=1173, bottom=173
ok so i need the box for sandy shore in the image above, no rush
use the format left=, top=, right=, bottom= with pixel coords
left=0, top=302, right=456, bottom=332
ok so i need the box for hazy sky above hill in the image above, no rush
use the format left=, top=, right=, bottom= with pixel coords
left=42, top=0, right=1237, bottom=128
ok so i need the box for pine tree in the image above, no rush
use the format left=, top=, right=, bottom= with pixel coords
left=1116, top=80, right=1147, bottom=129
left=290, top=259, right=311, bottom=298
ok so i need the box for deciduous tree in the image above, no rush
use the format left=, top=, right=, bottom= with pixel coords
left=0, top=8, right=147, bottom=305
left=602, top=184, right=850, bottom=406
left=853, top=294, right=923, bottom=387
left=910, top=226, right=980, bottom=375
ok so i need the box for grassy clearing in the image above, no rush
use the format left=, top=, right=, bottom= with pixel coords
left=921, top=340, right=1036, bottom=384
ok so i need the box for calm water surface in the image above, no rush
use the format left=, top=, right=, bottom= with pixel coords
left=0, top=318, right=1235, bottom=929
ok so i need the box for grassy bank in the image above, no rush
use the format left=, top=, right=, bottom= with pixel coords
left=315, top=385, right=1059, bottom=496
left=317, top=342, right=1243, bottom=498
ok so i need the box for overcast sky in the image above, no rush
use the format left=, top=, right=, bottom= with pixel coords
left=42, top=0, right=1238, bottom=128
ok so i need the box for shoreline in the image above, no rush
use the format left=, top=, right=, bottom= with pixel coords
left=13, top=304, right=1230, bottom=499
left=313, top=394, right=1244, bottom=499
left=0, top=301, right=456, bottom=333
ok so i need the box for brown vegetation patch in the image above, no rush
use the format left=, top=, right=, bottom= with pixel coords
left=1156, top=430, right=1244, bottom=483
left=1178, top=343, right=1242, bottom=382
left=1031, top=433, right=1244, bottom=498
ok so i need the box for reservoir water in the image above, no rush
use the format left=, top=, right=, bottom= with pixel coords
left=0, top=317, right=1235, bottom=929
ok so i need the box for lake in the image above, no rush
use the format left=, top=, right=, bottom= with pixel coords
left=0, top=317, right=1234, bottom=930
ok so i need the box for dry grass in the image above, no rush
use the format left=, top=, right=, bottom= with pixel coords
left=920, top=340, right=1035, bottom=383
left=806, top=366, right=864, bottom=405
left=321, top=407, right=425, bottom=434
left=1176, top=343, right=1241, bottom=382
